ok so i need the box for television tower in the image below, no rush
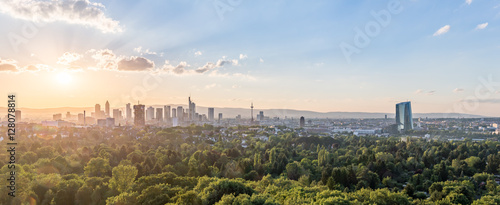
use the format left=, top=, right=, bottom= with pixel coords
left=251, top=102, right=254, bottom=123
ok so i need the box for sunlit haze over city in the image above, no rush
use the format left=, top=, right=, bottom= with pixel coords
left=1, top=0, right=500, bottom=116
left=3, top=1, right=500, bottom=204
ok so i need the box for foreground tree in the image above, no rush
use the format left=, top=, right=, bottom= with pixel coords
left=109, top=165, right=138, bottom=193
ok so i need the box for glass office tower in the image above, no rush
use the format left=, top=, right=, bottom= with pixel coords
left=396, top=101, right=413, bottom=131
left=133, top=104, right=145, bottom=126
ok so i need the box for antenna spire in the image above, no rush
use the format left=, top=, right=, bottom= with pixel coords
left=251, top=102, right=254, bottom=123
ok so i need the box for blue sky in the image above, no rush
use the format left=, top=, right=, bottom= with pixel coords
left=1, top=0, right=500, bottom=116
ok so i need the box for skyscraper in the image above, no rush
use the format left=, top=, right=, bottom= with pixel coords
left=126, top=103, right=132, bottom=120
left=164, top=105, right=171, bottom=120
left=156, top=108, right=163, bottom=122
left=192, top=103, right=196, bottom=120
left=299, top=116, right=305, bottom=128
left=218, top=113, right=223, bottom=123
left=95, top=104, right=101, bottom=119
left=105, top=101, right=110, bottom=117
left=177, top=106, right=183, bottom=121
left=188, top=97, right=192, bottom=120
left=396, top=101, right=413, bottom=131
left=188, top=97, right=196, bottom=121
left=208, top=108, right=214, bottom=121
left=113, top=109, right=122, bottom=121
left=259, top=111, right=264, bottom=121
left=172, top=108, right=177, bottom=118
left=146, top=106, right=155, bottom=121
left=133, top=104, right=145, bottom=126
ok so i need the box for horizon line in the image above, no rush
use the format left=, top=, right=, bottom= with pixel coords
left=1, top=105, right=492, bottom=117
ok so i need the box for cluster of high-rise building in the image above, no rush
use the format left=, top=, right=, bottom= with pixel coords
left=35, top=97, right=217, bottom=127
left=36, top=97, right=220, bottom=127
left=129, top=97, right=218, bottom=127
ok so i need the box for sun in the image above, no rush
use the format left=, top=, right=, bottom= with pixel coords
left=56, top=72, right=73, bottom=85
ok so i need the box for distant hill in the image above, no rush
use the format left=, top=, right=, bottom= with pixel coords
left=0, top=105, right=489, bottom=120
left=188, top=106, right=487, bottom=119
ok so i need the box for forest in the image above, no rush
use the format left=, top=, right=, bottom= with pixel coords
left=1, top=124, right=500, bottom=205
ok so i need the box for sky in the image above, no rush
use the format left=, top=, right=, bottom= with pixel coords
left=1, top=0, right=500, bottom=116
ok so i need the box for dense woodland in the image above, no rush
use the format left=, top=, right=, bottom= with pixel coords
left=1, top=125, right=500, bottom=204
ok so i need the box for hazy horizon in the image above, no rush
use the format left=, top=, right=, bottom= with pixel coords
left=1, top=104, right=492, bottom=119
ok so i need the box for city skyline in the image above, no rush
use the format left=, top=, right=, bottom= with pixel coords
left=5, top=100, right=490, bottom=124
left=2, top=1, right=500, bottom=204
left=1, top=1, right=500, bottom=116
left=5, top=98, right=495, bottom=135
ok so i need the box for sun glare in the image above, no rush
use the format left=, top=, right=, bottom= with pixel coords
left=56, top=72, right=72, bottom=85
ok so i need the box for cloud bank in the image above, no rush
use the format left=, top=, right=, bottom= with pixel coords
left=0, top=0, right=122, bottom=33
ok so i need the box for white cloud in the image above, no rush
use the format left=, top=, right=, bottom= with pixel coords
left=195, top=51, right=202, bottom=56
left=62, top=49, right=239, bottom=74
left=453, top=88, right=464, bottom=93
left=195, top=62, right=217, bottom=74
left=160, top=57, right=248, bottom=80
left=415, top=89, right=423, bottom=94
left=3, top=48, right=252, bottom=76
left=0, top=58, right=54, bottom=72
left=427, top=91, right=436, bottom=95
left=220, top=59, right=239, bottom=66
left=92, top=49, right=117, bottom=70
left=162, top=61, right=190, bottom=74
left=90, top=49, right=154, bottom=71
left=0, top=58, right=19, bottom=72
left=433, top=25, right=450, bottom=36
left=239, top=54, right=247, bottom=60
left=23, top=64, right=53, bottom=72
left=134, top=46, right=157, bottom=55
left=476, top=22, right=488, bottom=30
left=0, top=0, right=122, bottom=33
left=259, top=58, right=264, bottom=63
left=57, top=52, right=83, bottom=65
left=466, top=0, right=472, bottom=5
left=116, top=56, right=155, bottom=71
left=195, top=59, right=238, bottom=73
left=163, top=59, right=236, bottom=74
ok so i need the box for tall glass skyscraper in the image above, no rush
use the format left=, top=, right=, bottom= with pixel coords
left=396, top=101, right=413, bottom=131
left=208, top=108, right=214, bottom=121
left=133, top=104, right=145, bottom=126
